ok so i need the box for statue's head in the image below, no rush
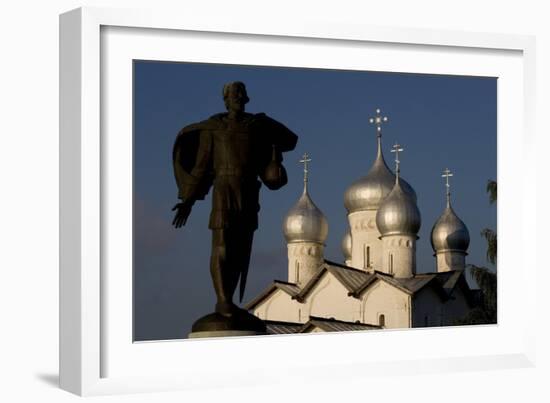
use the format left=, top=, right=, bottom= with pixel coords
left=222, top=81, right=249, bottom=113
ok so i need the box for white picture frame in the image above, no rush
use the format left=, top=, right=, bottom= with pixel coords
left=59, top=6, right=537, bottom=396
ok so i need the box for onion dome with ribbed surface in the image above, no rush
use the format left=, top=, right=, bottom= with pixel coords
left=344, top=135, right=416, bottom=213
left=376, top=178, right=421, bottom=237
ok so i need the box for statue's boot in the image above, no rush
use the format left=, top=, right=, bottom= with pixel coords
left=215, top=301, right=240, bottom=317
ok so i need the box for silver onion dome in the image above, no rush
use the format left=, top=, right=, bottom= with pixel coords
left=344, top=136, right=416, bottom=213
left=341, top=231, right=352, bottom=261
left=376, top=179, right=421, bottom=237
left=431, top=202, right=470, bottom=253
left=283, top=187, right=328, bottom=244
left=283, top=154, right=328, bottom=244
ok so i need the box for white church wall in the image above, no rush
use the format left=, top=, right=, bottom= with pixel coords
left=307, top=273, right=362, bottom=323
left=287, top=242, right=325, bottom=286
left=360, top=280, right=411, bottom=328
left=435, top=251, right=466, bottom=272
left=348, top=210, right=382, bottom=271
left=253, top=289, right=305, bottom=323
left=380, top=235, right=416, bottom=278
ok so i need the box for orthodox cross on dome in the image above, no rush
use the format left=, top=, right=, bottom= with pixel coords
left=390, top=142, right=404, bottom=180
left=442, top=168, right=454, bottom=206
left=369, top=108, right=389, bottom=138
left=299, top=152, right=312, bottom=190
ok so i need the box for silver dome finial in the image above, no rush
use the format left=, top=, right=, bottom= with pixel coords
left=442, top=168, right=454, bottom=207
left=299, top=152, right=312, bottom=193
left=369, top=108, right=389, bottom=138
left=390, top=142, right=404, bottom=182
left=369, top=108, right=389, bottom=162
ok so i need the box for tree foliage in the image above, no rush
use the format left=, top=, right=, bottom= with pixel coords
left=486, top=180, right=497, bottom=205
left=455, top=179, right=497, bottom=325
left=454, top=265, right=497, bottom=325
left=481, top=179, right=497, bottom=265
left=481, top=228, right=497, bottom=265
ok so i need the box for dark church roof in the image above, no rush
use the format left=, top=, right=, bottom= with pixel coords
left=244, top=280, right=301, bottom=310
left=294, top=261, right=371, bottom=301
left=264, top=316, right=381, bottom=335
left=245, top=260, right=474, bottom=310
left=264, top=320, right=303, bottom=334
left=301, top=316, right=381, bottom=333
left=332, top=261, right=471, bottom=303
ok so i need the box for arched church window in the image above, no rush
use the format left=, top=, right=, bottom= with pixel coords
left=379, top=314, right=385, bottom=327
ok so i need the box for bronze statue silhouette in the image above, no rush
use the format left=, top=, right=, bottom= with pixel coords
left=172, top=82, right=297, bottom=336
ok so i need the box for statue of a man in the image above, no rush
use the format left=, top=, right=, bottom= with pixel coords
left=172, top=82, right=297, bottom=335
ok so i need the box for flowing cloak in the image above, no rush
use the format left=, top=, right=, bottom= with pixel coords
left=172, top=112, right=297, bottom=206
left=172, top=112, right=297, bottom=301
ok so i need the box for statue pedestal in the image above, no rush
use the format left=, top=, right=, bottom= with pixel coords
left=188, top=329, right=263, bottom=338
left=187, top=309, right=267, bottom=339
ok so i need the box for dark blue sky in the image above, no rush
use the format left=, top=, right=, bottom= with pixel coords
left=133, top=61, right=496, bottom=341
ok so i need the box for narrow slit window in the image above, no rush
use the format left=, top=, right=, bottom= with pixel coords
left=366, top=246, right=371, bottom=268
left=379, top=314, right=385, bottom=327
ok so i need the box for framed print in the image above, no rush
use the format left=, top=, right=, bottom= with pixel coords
left=59, top=6, right=536, bottom=396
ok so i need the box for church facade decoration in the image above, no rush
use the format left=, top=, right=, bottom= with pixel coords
left=245, top=109, right=476, bottom=334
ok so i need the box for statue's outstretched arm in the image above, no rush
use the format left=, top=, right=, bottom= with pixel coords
left=172, top=128, right=213, bottom=228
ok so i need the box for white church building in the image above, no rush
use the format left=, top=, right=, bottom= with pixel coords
left=245, top=109, right=477, bottom=334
